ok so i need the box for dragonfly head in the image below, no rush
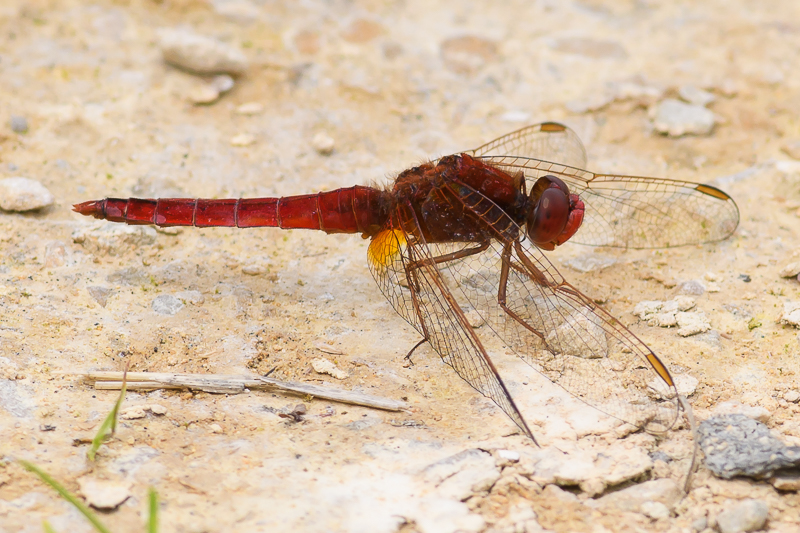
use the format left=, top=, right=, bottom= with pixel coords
left=526, top=175, right=585, bottom=250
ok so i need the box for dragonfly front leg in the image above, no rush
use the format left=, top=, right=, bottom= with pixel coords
left=497, top=242, right=547, bottom=342
left=403, top=241, right=492, bottom=362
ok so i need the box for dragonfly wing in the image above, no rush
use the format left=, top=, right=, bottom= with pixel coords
left=479, top=155, right=740, bottom=248
left=440, top=178, right=681, bottom=432
left=467, top=122, right=588, bottom=170
left=366, top=210, right=535, bottom=440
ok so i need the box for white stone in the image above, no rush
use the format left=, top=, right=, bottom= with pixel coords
left=311, top=357, right=348, bottom=380
left=210, top=74, right=234, bottom=93
left=780, top=302, right=800, bottom=328
left=678, top=85, right=716, bottom=106
left=77, top=478, right=131, bottom=510
left=783, top=390, right=800, bottom=403
left=235, top=102, right=265, bottom=115
left=779, top=261, right=800, bottom=278
left=159, top=28, right=248, bottom=75
left=312, top=132, right=335, bottom=156
left=650, top=98, right=716, bottom=137
left=640, top=500, right=671, bottom=520
left=0, top=177, right=55, bottom=211
left=676, top=312, right=711, bottom=336
left=120, top=405, right=147, bottom=419
left=72, top=223, right=157, bottom=256
left=716, top=499, right=768, bottom=533
left=148, top=404, right=167, bottom=415
left=188, top=84, right=220, bottom=105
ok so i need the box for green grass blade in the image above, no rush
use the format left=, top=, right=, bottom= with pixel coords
left=87, top=369, right=128, bottom=461
left=147, top=487, right=158, bottom=533
left=19, top=461, right=112, bottom=533
left=42, top=521, right=57, bottom=533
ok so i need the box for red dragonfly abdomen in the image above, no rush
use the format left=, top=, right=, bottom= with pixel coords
left=73, top=185, right=392, bottom=237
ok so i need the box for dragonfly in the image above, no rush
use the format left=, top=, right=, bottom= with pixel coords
left=74, top=122, right=739, bottom=443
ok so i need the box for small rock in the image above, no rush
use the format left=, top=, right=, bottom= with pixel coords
left=158, top=28, right=248, bottom=75
left=562, top=253, right=617, bottom=273
left=72, top=224, right=157, bottom=256
left=120, top=406, right=148, bottom=419
left=209, top=423, right=223, bottom=433
left=189, top=84, right=221, bottom=105
left=699, top=414, right=800, bottom=479
left=77, top=478, right=131, bottom=510
left=151, top=294, right=184, bottom=316
left=779, top=261, right=800, bottom=278
left=713, top=401, right=771, bottom=423
left=495, top=449, right=520, bottom=466
left=311, top=357, right=348, bottom=379
left=0, top=177, right=55, bottom=211
left=781, top=140, right=800, bottom=160
left=148, top=404, right=167, bottom=415
left=10, top=115, right=28, bottom=133
left=783, top=390, right=800, bottom=403
left=691, top=516, right=708, bottom=532
left=235, top=102, right=264, bottom=115
left=464, top=308, right=485, bottom=328
left=210, top=74, right=235, bottom=93
left=770, top=470, right=800, bottom=491
left=87, top=286, right=112, bottom=307
left=230, top=133, right=255, bottom=147
left=676, top=311, right=711, bottom=336
left=650, top=98, right=716, bottom=137
left=780, top=302, right=800, bottom=328
left=715, top=499, right=768, bottom=533
left=678, top=85, right=716, bottom=106
left=677, top=279, right=706, bottom=296
left=640, top=500, right=670, bottom=520
left=311, top=132, right=335, bottom=156
left=704, top=271, right=719, bottom=282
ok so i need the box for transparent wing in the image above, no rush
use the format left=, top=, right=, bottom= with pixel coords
left=366, top=208, right=535, bottom=440
left=478, top=155, right=739, bottom=248
left=439, top=178, right=680, bottom=433
left=466, top=122, right=588, bottom=170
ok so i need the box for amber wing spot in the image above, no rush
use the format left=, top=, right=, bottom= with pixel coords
left=368, top=229, right=407, bottom=271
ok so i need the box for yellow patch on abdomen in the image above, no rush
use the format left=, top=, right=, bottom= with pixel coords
left=368, top=229, right=407, bottom=271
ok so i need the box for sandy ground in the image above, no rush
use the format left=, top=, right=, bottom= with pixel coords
left=1, top=0, right=800, bottom=532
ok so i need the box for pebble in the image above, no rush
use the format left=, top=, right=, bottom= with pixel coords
left=158, top=28, right=248, bottom=75
left=72, top=224, right=157, bottom=256
left=640, top=500, right=670, bottom=520
left=770, top=470, right=800, bottom=491
left=783, top=390, right=800, bottom=403
left=210, top=74, right=235, bottom=93
left=120, top=405, right=148, bottom=419
left=230, top=133, right=255, bottom=147
left=189, top=84, right=221, bottom=105
left=209, top=423, right=223, bottom=434
left=44, top=240, right=66, bottom=268
left=699, top=414, right=800, bottom=479
left=77, top=478, right=131, bottom=510
left=715, top=499, right=768, bottom=533
left=634, top=297, right=710, bottom=335
left=677, top=279, right=706, bottom=296
left=10, top=115, right=28, bottom=133
left=494, top=449, right=520, bottom=466
left=781, top=139, right=800, bottom=160
left=678, top=85, right=716, bottom=106
left=235, top=102, right=264, bottom=115
left=691, top=516, right=708, bottom=532
left=779, top=261, right=800, bottom=278
left=87, top=286, right=112, bottom=307
left=562, top=253, right=617, bottom=273
left=713, top=401, right=771, bottom=423
left=311, top=357, right=348, bottom=379
left=780, top=301, right=800, bottom=328
left=151, top=294, right=185, bottom=316
left=311, top=132, right=335, bottom=156
left=0, top=177, right=55, bottom=211
left=675, top=311, right=711, bottom=336
left=148, top=404, right=167, bottom=415
left=650, top=98, right=716, bottom=137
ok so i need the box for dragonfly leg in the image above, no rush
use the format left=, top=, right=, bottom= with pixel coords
left=496, top=242, right=547, bottom=341
left=403, top=337, right=429, bottom=366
